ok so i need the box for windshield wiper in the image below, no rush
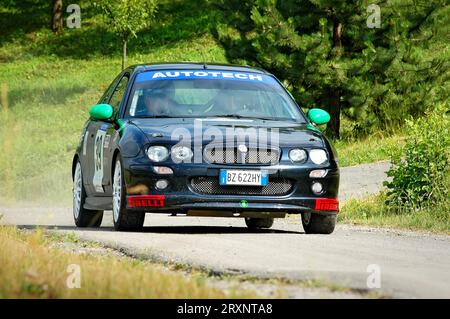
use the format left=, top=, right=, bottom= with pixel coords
left=139, top=115, right=176, bottom=118
left=210, top=114, right=246, bottom=119
left=211, top=114, right=285, bottom=121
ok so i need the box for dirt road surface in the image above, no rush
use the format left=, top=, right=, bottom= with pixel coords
left=2, top=161, right=450, bottom=298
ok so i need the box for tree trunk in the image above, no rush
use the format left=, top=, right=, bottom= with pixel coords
left=325, top=90, right=341, bottom=139
left=333, top=18, right=342, bottom=56
left=326, top=17, right=343, bottom=139
left=122, top=40, right=127, bottom=70
left=51, top=0, right=63, bottom=33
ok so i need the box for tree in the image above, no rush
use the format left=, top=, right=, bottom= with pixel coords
left=95, top=0, right=158, bottom=70
left=215, top=0, right=449, bottom=138
left=51, top=0, right=63, bottom=33
left=215, top=0, right=368, bottom=138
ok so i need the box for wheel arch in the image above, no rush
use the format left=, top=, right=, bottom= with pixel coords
left=111, top=148, right=121, bottom=177
left=72, top=154, right=80, bottom=181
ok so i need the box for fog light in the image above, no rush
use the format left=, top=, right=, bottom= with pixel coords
left=153, top=166, right=173, bottom=174
left=155, top=179, right=169, bottom=190
left=311, top=182, right=324, bottom=194
left=309, top=169, right=327, bottom=178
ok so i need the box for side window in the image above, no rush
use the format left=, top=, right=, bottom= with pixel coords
left=108, top=75, right=129, bottom=113
left=98, top=73, right=121, bottom=104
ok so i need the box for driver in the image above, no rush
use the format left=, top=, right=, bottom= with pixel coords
left=205, top=91, right=239, bottom=115
left=144, top=93, right=170, bottom=116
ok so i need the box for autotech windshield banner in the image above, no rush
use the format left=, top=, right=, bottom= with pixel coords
left=135, top=70, right=278, bottom=84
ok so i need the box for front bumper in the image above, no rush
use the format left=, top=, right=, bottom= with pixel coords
left=122, top=159, right=339, bottom=216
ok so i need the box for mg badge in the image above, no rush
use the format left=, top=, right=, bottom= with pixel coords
left=238, top=144, right=248, bottom=164
left=238, top=144, right=248, bottom=153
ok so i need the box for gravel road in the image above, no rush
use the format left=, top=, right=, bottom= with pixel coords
left=2, top=161, right=450, bottom=298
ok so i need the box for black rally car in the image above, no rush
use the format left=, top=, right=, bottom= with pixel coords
left=72, top=63, right=339, bottom=233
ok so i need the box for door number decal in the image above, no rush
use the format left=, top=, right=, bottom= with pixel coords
left=93, top=129, right=106, bottom=192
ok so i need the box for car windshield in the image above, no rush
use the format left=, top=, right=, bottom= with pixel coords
left=126, top=70, right=306, bottom=122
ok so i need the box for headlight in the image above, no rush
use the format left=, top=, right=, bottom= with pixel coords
left=289, top=148, right=307, bottom=163
left=171, top=146, right=193, bottom=163
left=147, top=146, right=169, bottom=162
left=309, top=149, right=328, bottom=165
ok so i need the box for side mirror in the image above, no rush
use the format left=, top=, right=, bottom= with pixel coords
left=89, top=104, right=114, bottom=121
left=308, top=108, right=330, bottom=125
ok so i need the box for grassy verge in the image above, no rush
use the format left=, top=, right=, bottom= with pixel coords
left=339, top=192, right=450, bottom=234
left=333, top=132, right=404, bottom=167
left=0, top=226, right=253, bottom=298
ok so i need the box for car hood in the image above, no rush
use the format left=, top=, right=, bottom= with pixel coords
left=129, top=118, right=325, bottom=148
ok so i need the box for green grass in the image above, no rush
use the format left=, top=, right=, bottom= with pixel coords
left=331, top=116, right=405, bottom=167
left=339, top=192, right=450, bottom=234
left=333, top=132, right=404, bottom=167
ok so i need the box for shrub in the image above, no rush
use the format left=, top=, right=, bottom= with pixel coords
left=384, top=104, right=449, bottom=207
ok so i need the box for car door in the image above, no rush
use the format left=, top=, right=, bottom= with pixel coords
left=82, top=75, right=118, bottom=196
left=87, top=73, right=130, bottom=196
left=83, top=73, right=130, bottom=196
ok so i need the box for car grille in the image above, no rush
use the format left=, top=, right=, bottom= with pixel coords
left=203, top=146, right=280, bottom=165
left=190, top=177, right=293, bottom=196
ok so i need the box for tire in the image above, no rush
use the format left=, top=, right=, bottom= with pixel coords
left=301, top=212, right=336, bottom=234
left=245, top=217, right=274, bottom=229
left=112, top=156, right=145, bottom=231
left=73, top=160, right=103, bottom=227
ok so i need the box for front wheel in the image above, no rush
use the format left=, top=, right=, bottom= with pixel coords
left=112, top=156, right=145, bottom=231
left=245, top=217, right=274, bottom=229
left=73, top=160, right=103, bottom=227
left=301, top=212, right=336, bottom=234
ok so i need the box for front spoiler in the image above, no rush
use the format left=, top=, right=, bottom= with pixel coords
left=125, top=194, right=339, bottom=216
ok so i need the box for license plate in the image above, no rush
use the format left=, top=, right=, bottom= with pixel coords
left=219, top=169, right=268, bottom=186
